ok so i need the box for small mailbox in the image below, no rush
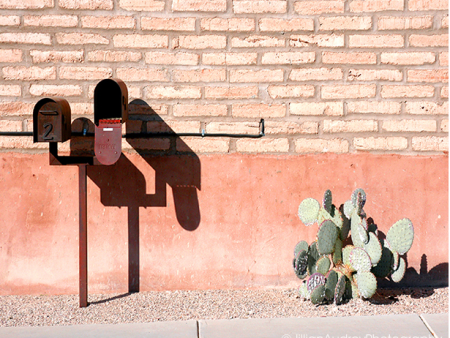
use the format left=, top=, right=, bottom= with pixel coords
left=94, top=78, right=128, bottom=165
left=33, top=97, right=71, bottom=143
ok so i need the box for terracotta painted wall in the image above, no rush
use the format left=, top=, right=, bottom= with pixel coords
left=0, top=152, right=447, bottom=294
left=0, top=0, right=448, bottom=294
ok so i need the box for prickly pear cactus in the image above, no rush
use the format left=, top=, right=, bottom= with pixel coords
left=293, top=188, right=414, bottom=305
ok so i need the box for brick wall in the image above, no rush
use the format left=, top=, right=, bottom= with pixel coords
left=0, top=0, right=448, bottom=154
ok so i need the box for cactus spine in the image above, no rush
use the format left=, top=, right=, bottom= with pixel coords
left=293, top=189, right=414, bottom=305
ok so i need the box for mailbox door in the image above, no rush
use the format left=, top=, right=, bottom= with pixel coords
left=94, top=120, right=122, bottom=165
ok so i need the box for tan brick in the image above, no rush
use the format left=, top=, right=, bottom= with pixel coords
left=232, top=104, right=285, bottom=118
left=145, top=86, right=201, bottom=99
left=322, top=52, right=376, bottom=64
left=233, top=1, right=286, bottom=14
left=2, top=66, right=56, bottom=80
left=349, top=0, right=404, bottom=12
left=205, top=86, right=258, bottom=99
left=0, top=49, right=22, bottom=63
left=382, top=119, right=436, bottom=132
left=173, top=0, right=227, bottom=12
left=378, top=16, right=433, bottom=30
left=56, top=33, right=108, bottom=45
left=290, top=34, right=344, bottom=47
left=409, top=0, right=448, bottom=10
left=261, top=52, right=315, bottom=65
left=87, top=50, right=141, bottom=62
left=324, top=120, right=378, bottom=133
left=348, top=69, right=402, bottom=82
left=232, top=35, right=285, bottom=48
left=230, top=69, right=284, bottom=83
left=380, top=52, right=435, bottom=65
left=82, top=16, right=135, bottom=29
left=30, top=50, right=83, bottom=63
left=0, top=120, right=22, bottom=131
left=59, top=67, right=112, bottom=80
left=116, top=68, right=169, bottom=82
left=412, top=137, right=448, bottom=152
left=29, top=85, right=82, bottom=97
left=0, top=16, right=19, bottom=26
left=267, top=85, right=315, bottom=99
left=146, top=52, right=199, bottom=65
left=440, top=119, right=448, bottom=132
left=289, top=68, right=343, bottom=81
left=354, top=137, right=408, bottom=151
left=294, top=1, right=345, bottom=15
left=172, top=69, right=226, bottom=83
left=173, top=35, right=226, bottom=49
left=114, top=34, right=168, bottom=48
left=123, top=138, right=170, bottom=151
left=24, top=15, right=77, bottom=27
left=441, top=86, right=448, bottom=98
left=407, top=69, right=448, bottom=83
left=206, top=122, right=260, bottom=134
left=142, top=17, right=195, bottom=31
left=119, top=0, right=164, bottom=11
left=349, top=34, right=404, bottom=48
left=0, top=85, right=21, bottom=96
left=202, top=53, right=257, bottom=66
left=173, top=104, right=227, bottom=117
left=409, top=34, right=448, bottom=47
left=259, top=18, right=314, bottom=32
left=0, top=136, right=48, bottom=149
left=319, top=16, right=372, bottom=31
left=236, top=138, right=289, bottom=153
left=147, top=120, right=200, bottom=133
left=347, top=101, right=401, bottom=114
left=381, top=85, right=434, bottom=98
left=265, top=121, right=319, bottom=135
left=405, top=102, right=448, bottom=115
left=0, top=102, right=33, bottom=116
left=0, top=0, right=53, bottom=9
left=0, top=33, right=51, bottom=45
left=290, top=102, right=344, bottom=116
left=442, top=15, right=449, bottom=29
left=295, top=138, right=349, bottom=153
left=128, top=102, right=168, bottom=116
left=440, top=52, right=448, bottom=66
left=322, top=84, right=376, bottom=99
left=201, top=18, right=254, bottom=31
left=59, top=0, right=112, bottom=10
left=177, top=137, right=230, bottom=153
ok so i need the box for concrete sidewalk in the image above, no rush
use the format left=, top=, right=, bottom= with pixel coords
left=0, top=313, right=447, bottom=338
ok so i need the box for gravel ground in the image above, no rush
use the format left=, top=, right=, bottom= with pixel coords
left=0, top=287, right=447, bottom=327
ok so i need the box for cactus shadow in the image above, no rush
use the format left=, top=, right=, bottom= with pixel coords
left=69, top=102, right=201, bottom=297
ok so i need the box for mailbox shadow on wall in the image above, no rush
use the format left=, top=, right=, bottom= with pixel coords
left=70, top=100, right=201, bottom=293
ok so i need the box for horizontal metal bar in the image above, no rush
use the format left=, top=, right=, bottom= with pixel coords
left=0, top=119, right=265, bottom=139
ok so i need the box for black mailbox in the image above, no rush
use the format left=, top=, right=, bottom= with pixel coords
left=94, top=78, right=128, bottom=165
left=33, top=97, right=71, bottom=143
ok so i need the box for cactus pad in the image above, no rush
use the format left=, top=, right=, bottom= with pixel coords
left=363, top=232, right=382, bottom=265
left=298, top=280, right=310, bottom=300
left=316, top=256, right=331, bottom=275
left=355, top=271, right=377, bottom=299
left=391, top=257, right=406, bottom=283
left=351, top=188, right=366, bottom=208
left=339, top=205, right=350, bottom=241
left=307, top=272, right=326, bottom=293
left=298, top=198, right=320, bottom=226
left=349, top=247, right=372, bottom=272
left=325, top=270, right=338, bottom=300
left=334, top=273, right=347, bottom=304
left=293, top=249, right=308, bottom=279
left=310, top=284, right=326, bottom=305
left=332, top=238, right=343, bottom=265
left=307, top=241, right=320, bottom=275
left=342, top=245, right=355, bottom=271
left=386, top=218, right=414, bottom=255
left=323, top=189, right=332, bottom=214
left=317, top=220, right=338, bottom=255
left=343, top=200, right=354, bottom=219
left=294, top=240, right=309, bottom=257
left=371, top=239, right=394, bottom=278
left=392, top=250, right=399, bottom=271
